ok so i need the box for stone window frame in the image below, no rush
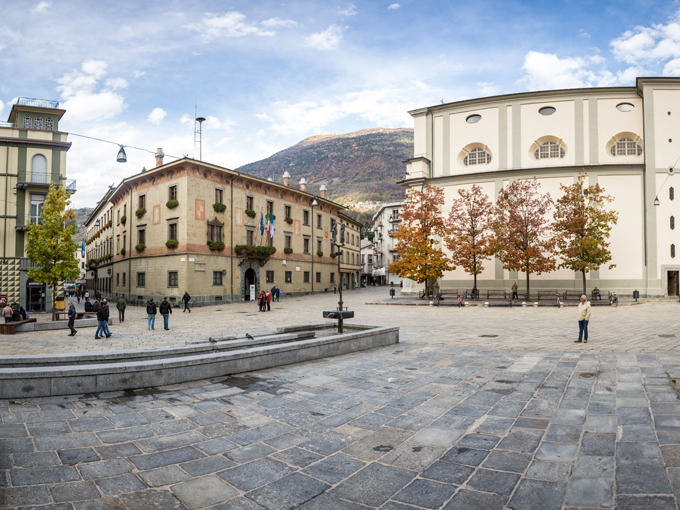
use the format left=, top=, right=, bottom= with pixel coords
left=137, top=227, right=146, bottom=245
left=137, top=272, right=146, bottom=287
left=303, top=209, right=310, bottom=226
left=610, top=137, right=643, bottom=156
left=463, top=147, right=492, bottom=166
left=285, top=271, right=292, bottom=283
left=246, top=195, right=254, bottom=211
left=246, top=229, right=255, bottom=246
left=303, top=271, right=310, bottom=283
left=168, top=271, right=179, bottom=287
left=168, top=185, right=178, bottom=201
left=34, top=117, right=42, bottom=130
left=215, top=187, right=224, bottom=204
left=317, top=213, right=322, bottom=229
left=207, top=218, right=224, bottom=243
left=213, top=271, right=223, bottom=286
left=168, top=221, right=178, bottom=241
left=285, top=234, right=292, bottom=250
left=316, top=272, right=321, bottom=283
left=303, top=236, right=310, bottom=254
left=266, top=270, right=274, bottom=283
left=534, top=141, right=565, bottom=160
left=138, top=194, right=146, bottom=210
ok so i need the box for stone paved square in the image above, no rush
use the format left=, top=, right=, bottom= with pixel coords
left=4, top=289, right=680, bottom=508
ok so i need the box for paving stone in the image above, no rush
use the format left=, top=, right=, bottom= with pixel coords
left=513, top=417, right=550, bottom=430
left=507, top=479, right=568, bottom=510
left=393, top=478, right=457, bottom=509
left=294, top=492, right=367, bottom=509
left=618, top=407, right=652, bottom=425
left=171, top=476, right=239, bottom=510
left=299, top=431, right=356, bottom=457
left=272, top=446, right=323, bottom=468
left=26, top=422, right=72, bottom=436
left=224, top=443, right=276, bottom=463
left=50, top=480, right=101, bottom=502
left=572, top=456, right=614, bottom=477
left=247, top=473, right=329, bottom=510
left=654, top=415, right=680, bottom=431
left=58, top=448, right=100, bottom=465
left=525, top=460, right=571, bottom=482
left=580, top=432, right=616, bottom=456
left=342, top=428, right=412, bottom=460
left=661, top=445, right=680, bottom=467
left=488, top=401, right=526, bottom=418
left=565, top=477, right=613, bottom=507
left=544, top=424, right=582, bottom=444
left=17, top=503, right=74, bottom=510
left=218, top=458, right=295, bottom=491
left=552, top=409, right=586, bottom=425
left=0, top=438, right=35, bottom=454
left=616, top=466, right=672, bottom=494
left=467, top=468, right=520, bottom=495
left=13, top=451, right=61, bottom=468
left=616, top=441, right=664, bottom=466
left=302, top=453, right=366, bottom=484
left=263, top=433, right=304, bottom=449
left=129, top=446, right=204, bottom=471
left=615, top=496, right=678, bottom=510
left=421, top=459, right=474, bottom=484
left=95, top=473, right=146, bottom=495
left=439, top=445, right=489, bottom=466
left=180, top=455, right=235, bottom=476
left=79, top=458, right=134, bottom=479
left=618, top=424, right=657, bottom=441
left=95, top=426, right=153, bottom=444
left=11, top=466, right=80, bottom=486
left=583, top=416, right=617, bottom=433
left=442, top=488, right=506, bottom=510
left=119, top=489, right=188, bottom=510
left=535, top=442, right=578, bottom=463
left=138, top=465, right=191, bottom=487
left=0, top=423, right=28, bottom=437
left=410, top=427, right=462, bottom=448
left=1, top=486, right=53, bottom=507
left=458, top=433, right=501, bottom=450
left=497, top=428, right=544, bottom=452
left=69, top=417, right=115, bottom=433
left=95, top=443, right=142, bottom=460
left=482, top=450, right=532, bottom=473
left=331, top=462, right=415, bottom=507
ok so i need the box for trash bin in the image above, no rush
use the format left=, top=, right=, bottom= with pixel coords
left=390, top=288, right=396, bottom=298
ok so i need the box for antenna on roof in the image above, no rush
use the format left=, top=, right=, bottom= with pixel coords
left=194, top=92, right=206, bottom=161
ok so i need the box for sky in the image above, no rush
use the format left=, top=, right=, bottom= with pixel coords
left=2, top=0, right=680, bottom=207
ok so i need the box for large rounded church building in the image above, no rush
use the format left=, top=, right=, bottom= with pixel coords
left=400, top=77, right=680, bottom=297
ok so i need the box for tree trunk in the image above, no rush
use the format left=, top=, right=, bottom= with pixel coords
left=473, top=273, right=477, bottom=300
left=51, top=283, right=57, bottom=321
left=526, top=271, right=530, bottom=301
left=581, top=270, right=587, bottom=297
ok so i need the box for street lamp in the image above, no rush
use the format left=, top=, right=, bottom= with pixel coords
left=116, top=145, right=127, bottom=163
left=310, top=196, right=318, bottom=293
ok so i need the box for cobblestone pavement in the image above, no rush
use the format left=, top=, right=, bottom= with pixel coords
left=3, top=287, right=680, bottom=354
left=4, top=289, right=680, bottom=509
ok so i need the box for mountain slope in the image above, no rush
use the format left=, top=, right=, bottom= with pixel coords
left=236, top=128, right=413, bottom=204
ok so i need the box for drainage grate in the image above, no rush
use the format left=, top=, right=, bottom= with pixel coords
left=480, top=334, right=499, bottom=338
left=660, top=334, right=677, bottom=338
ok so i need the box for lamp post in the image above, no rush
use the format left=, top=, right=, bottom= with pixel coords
left=310, top=196, right=318, bottom=293
left=93, top=219, right=100, bottom=295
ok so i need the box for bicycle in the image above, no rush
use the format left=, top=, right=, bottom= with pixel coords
left=433, top=292, right=440, bottom=307
left=457, top=294, right=463, bottom=308
left=609, top=293, right=618, bottom=307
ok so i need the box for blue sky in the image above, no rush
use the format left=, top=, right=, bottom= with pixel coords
left=2, top=0, right=680, bottom=207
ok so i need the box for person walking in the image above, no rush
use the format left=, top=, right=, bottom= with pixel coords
left=511, top=282, right=518, bottom=302
left=146, top=298, right=157, bottom=330
left=84, top=298, right=93, bottom=313
left=182, top=292, right=191, bottom=313
left=95, top=299, right=111, bottom=339
left=275, top=286, right=280, bottom=302
left=76, top=292, right=80, bottom=304
left=116, top=295, right=126, bottom=323
left=3, top=303, right=12, bottom=323
left=266, top=291, right=272, bottom=311
left=160, top=297, right=172, bottom=330
left=67, top=300, right=77, bottom=337
left=575, top=294, right=591, bottom=343
left=95, top=290, right=101, bottom=302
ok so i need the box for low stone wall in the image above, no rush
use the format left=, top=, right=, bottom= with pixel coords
left=0, top=324, right=398, bottom=398
left=15, top=318, right=117, bottom=332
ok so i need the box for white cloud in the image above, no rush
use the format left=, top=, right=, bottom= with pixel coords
left=388, top=3, right=400, bottom=9
left=261, top=17, right=297, bottom=28
left=477, top=82, right=499, bottom=96
left=255, top=113, right=272, bottom=121
left=31, top=1, right=51, bottom=14
left=611, top=12, right=680, bottom=67
left=133, top=70, right=145, bottom=78
left=147, top=108, right=167, bottom=124
left=520, top=51, right=618, bottom=90
left=0, top=100, right=4, bottom=116
left=205, top=115, right=234, bottom=131
left=186, top=11, right=275, bottom=41
left=305, top=25, right=344, bottom=50
left=339, top=4, right=357, bottom=16
left=577, top=29, right=590, bottom=38
left=56, top=61, right=126, bottom=122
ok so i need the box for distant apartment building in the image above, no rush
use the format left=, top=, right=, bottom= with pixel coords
left=86, top=153, right=361, bottom=305
left=0, top=97, right=75, bottom=312
left=360, top=239, right=375, bottom=285
left=371, top=202, right=404, bottom=285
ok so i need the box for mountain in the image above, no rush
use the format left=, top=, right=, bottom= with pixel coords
left=236, top=128, right=413, bottom=205
left=72, top=207, right=93, bottom=242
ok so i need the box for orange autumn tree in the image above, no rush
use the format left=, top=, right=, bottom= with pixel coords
left=553, top=171, right=618, bottom=296
left=445, top=185, right=494, bottom=295
left=493, top=178, right=556, bottom=299
left=389, top=184, right=454, bottom=297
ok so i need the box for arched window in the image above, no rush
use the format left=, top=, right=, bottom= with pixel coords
left=672, top=244, right=676, bottom=259
left=34, top=117, right=42, bottom=130
left=610, top=137, right=642, bottom=156
left=463, top=147, right=492, bottom=166
left=45, top=118, right=53, bottom=131
left=23, top=116, right=31, bottom=129
left=671, top=187, right=675, bottom=201
left=31, top=154, right=47, bottom=182
left=534, top=141, right=565, bottom=160
left=672, top=216, right=676, bottom=230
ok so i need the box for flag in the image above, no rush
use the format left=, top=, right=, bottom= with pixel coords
left=81, top=241, right=85, bottom=257
left=269, top=214, right=275, bottom=238
left=259, top=212, right=265, bottom=236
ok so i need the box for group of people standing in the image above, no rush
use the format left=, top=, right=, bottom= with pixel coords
left=2, top=303, right=28, bottom=323
left=257, top=290, right=272, bottom=312
left=145, top=292, right=190, bottom=330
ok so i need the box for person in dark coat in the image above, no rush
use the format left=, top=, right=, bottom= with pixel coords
left=95, top=291, right=101, bottom=301
left=11, top=305, right=21, bottom=322
left=146, top=298, right=157, bottom=330
left=116, top=296, right=126, bottom=322
left=159, top=297, right=172, bottom=330
left=182, top=292, right=191, bottom=313
left=92, top=299, right=100, bottom=313
left=67, top=301, right=77, bottom=337
left=19, top=306, right=28, bottom=320
left=95, top=299, right=111, bottom=339
left=84, top=298, right=93, bottom=312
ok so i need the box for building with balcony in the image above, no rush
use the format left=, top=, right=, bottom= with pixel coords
left=360, top=239, right=375, bottom=285
left=371, top=202, right=404, bottom=285
left=338, top=212, right=362, bottom=290
left=400, top=77, right=680, bottom=297
left=88, top=152, right=361, bottom=305
left=0, top=98, right=74, bottom=311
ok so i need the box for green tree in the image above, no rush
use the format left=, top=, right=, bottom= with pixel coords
left=26, top=183, right=80, bottom=320
left=553, top=170, right=619, bottom=295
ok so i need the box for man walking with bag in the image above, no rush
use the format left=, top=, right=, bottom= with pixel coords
left=575, top=294, right=591, bottom=343
left=160, top=297, right=172, bottom=330
left=67, top=300, right=77, bottom=337
left=182, top=291, right=191, bottom=313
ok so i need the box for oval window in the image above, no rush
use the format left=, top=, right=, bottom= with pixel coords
left=466, top=114, right=482, bottom=124
left=616, top=103, right=635, bottom=112
left=539, top=107, right=556, bottom=116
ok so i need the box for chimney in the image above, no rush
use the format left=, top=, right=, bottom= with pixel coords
left=155, top=148, right=165, bottom=167
left=319, top=184, right=327, bottom=199
left=299, top=178, right=307, bottom=192
left=283, top=170, right=291, bottom=187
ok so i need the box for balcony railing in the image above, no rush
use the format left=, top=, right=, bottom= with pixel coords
left=388, top=229, right=398, bottom=237
left=388, top=215, right=401, bottom=223
left=17, top=97, right=59, bottom=108
left=17, top=172, right=76, bottom=192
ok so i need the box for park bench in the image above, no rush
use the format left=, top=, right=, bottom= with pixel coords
left=486, top=290, right=507, bottom=300
left=563, top=290, right=582, bottom=301
left=465, top=289, right=480, bottom=300
left=538, top=290, right=562, bottom=301
left=0, top=318, right=37, bottom=335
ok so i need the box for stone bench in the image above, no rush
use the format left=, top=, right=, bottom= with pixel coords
left=0, top=318, right=37, bottom=335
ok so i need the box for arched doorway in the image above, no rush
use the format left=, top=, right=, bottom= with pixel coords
left=244, top=268, right=256, bottom=301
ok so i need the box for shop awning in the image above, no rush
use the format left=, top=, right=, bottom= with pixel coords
left=340, top=269, right=354, bottom=274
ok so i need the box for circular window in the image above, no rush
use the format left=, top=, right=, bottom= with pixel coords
left=616, top=103, right=635, bottom=112
left=466, top=114, right=482, bottom=124
left=539, top=107, right=556, bottom=116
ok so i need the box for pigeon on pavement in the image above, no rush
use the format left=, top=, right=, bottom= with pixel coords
left=246, top=333, right=254, bottom=340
